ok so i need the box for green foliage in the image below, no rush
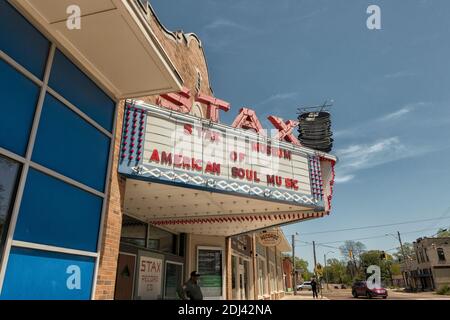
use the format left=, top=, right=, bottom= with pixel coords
left=437, top=285, right=450, bottom=295
left=392, top=243, right=415, bottom=263
left=437, top=228, right=450, bottom=237
left=323, top=258, right=348, bottom=284
left=360, top=250, right=394, bottom=284
left=390, top=263, right=401, bottom=275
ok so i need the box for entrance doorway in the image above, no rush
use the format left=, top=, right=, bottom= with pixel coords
left=232, top=256, right=250, bottom=300
left=114, top=253, right=136, bottom=300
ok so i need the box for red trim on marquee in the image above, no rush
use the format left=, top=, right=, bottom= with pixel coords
left=231, top=108, right=265, bottom=134
left=157, top=86, right=192, bottom=113
left=196, top=93, right=230, bottom=122
left=267, top=116, right=301, bottom=146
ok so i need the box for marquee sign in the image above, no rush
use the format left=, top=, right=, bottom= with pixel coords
left=118, top=101, right=334, bottom=208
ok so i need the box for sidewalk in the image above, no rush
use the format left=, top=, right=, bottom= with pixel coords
left=282, top=292, right=329, bottom=300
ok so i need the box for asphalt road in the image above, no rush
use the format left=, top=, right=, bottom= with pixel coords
left=289, top=289, right=450, bottom=300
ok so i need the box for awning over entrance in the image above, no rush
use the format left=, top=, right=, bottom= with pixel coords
left=124, top=179, right=327, bottom=236
left=9, top=0, right=183, bottom=99
left=119, top=101, right=337, bottom=236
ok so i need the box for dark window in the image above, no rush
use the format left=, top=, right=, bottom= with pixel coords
left=148, top=225, right=176, bottom=254
left=121, top=215, right=148, bottom=247
left=0, top=155, right=21, bottom=258
left=437, top=248, right=446, bottom=262
left=179, top=233, right=186, bottom=257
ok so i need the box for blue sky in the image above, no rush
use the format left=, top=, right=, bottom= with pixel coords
left=151, top=0, right=450, bottom=268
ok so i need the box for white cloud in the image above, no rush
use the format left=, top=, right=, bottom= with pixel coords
left=334, top=137, right=430, bottom=183
left=384, top=71, right=416, bottom=79
left=379, top=107, right=412, bottom=121
left=204, top=19, right=248, bottom=31
left=335, top=102, right=428, bottom=138
left=257, top=92, right=299, bottom=106
left=335, top=174, right=355, bottom=184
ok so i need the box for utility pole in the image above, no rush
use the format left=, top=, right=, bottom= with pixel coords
left=292, top=235, right=297, bottom=295
left=312, top=241, right=317, bottom=279
left=324, top=254, right=329, bottom=290
left=397, top=231, right=410, bottom=289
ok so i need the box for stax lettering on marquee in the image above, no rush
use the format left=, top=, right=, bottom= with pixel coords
left=156, top=87, right=299, bottom=145
left=153, top=87, right=303, bottom=191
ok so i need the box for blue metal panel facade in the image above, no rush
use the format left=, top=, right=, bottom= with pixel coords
left=0, top=247, right=95, bottom=300
left=0, top=1, right=116, bottom=299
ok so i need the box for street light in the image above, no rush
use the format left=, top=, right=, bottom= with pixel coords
left=324, top=251, right=334, bottom=291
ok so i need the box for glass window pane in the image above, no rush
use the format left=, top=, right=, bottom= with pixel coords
left=164, top=262, right=183, bottom=300
left=32, top=94, right=110, bottom=192
left=121, top=215, right=147, bottom=247
left=0, top=1, right=50, bottom=79
left=148, top=225, right=176, bottom=254
left=13, top=168, right=103, bottom=252
left=49, top=50, right=115, bottom=132
left=198, top=249, right=222, bottom=298
left=0, top=59, right=40, bottom=156
left=0, top=155, right=21, bottom=258
left=0, top=247, right=95, bottom=300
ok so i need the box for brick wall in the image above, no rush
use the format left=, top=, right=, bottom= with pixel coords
left=94, top=4, right=218, bottom=300
left=94, top=100, right=126, bottom=300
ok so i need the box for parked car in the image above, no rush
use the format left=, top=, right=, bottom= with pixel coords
left=297, top=281, right=312, bottom=291
left=352, top=281, right=388, bottom=299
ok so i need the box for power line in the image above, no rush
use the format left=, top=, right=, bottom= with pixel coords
left=298, top=216, right=450, bottom=236
left=316, top=226, right=446, bottom=245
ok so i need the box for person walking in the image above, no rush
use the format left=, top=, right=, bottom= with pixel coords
left=311, top=277, right=318, bottom=299
left=178, top=271, right=204, bottom=300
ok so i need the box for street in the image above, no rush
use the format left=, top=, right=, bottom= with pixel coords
left=283, top=288, right=450, bottom=300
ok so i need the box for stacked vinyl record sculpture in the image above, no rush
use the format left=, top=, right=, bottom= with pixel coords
left=297, top=111, right=333, bottom=153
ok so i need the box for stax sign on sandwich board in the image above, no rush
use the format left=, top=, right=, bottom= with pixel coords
left=258, top=230, right=282, bottom=247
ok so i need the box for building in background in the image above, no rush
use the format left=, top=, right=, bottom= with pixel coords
left=403, top=237, right=450, bottom=292
left=0, top=0, right=336, bottom=299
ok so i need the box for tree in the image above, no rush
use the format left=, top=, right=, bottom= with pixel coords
left=359, top=250, right=393, bottom=285
left=323, top=258, right=347, bottom=284
left=339, top=241, right=366, bottom=261
left=436, top=228, right=450, bottom=237
left=392, top=242, right=415, bottom=263
left=282, top=255, right=313, bottom=280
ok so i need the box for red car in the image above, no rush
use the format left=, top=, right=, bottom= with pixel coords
left=352, top=281, right=388, bottom=299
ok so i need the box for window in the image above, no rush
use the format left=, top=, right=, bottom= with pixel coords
left=0, top=155, right=21, bottom=258
left=231, top=255, right=237, bottom=299
left=0, top=59, right=40, bottom=156
left=148, top=225, right=177, bottom=254
left=197, top=248, right=223, bottom=298
left=121, top=215, right=148, bottom=247
left=258, top=257, right=267, bottom=296
left=33, top=94, right=110, bottom=192
left=437, top=248, right=446, bottom=262
left=14, top=168, right=103, bottom=252
left=164, top=262, right=183, bottom=300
